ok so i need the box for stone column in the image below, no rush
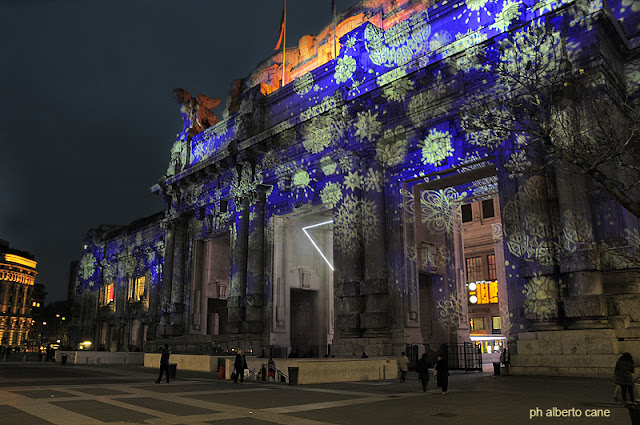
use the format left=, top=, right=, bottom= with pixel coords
left=245, top=186, right=268, bottom=333
left=158, top=220, right=175, bottom=337
left=169, top=218, right=187, bottom=335
left=227, top=196, right=250, bottom=333
left=361, top=154, right=390, bottom=338
left=333, top=154, right=365, bottom=340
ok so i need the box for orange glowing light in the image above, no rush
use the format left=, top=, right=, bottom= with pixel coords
left=4, top=254, right=37, bottom=269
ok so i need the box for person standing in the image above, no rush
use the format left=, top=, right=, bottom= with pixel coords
left=397, top=352, right=409, bottom=383
left=435, top=354, right=449, bottom=394
left=416, top=353, right=430, bottom=392
left=155, top=344, right=171, bottom=384
left=267, top=357, right=277, bottom=381
left=614, top=352, right=635, bottom=403
left=500, top=347, right=511, bottom=375
left=234, top=350, right=247, bottom=383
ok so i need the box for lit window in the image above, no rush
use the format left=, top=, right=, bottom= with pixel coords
left=492, top=316, right=501, bottom=331
left=470, top=317, right=486, bottom=331
left=466, top=257, right=482, bottom=282
left=100, top=283, right=115, bottom=306
left=487, top=254, right=497, bottom=280
left=468, top=281, right=498, bottom=304
left=128, top=276, right=145, bottom=302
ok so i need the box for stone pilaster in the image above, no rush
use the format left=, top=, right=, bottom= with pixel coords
left=333, top=154, right=364, bottom=339
left=361, top=154, right=390, bottom=336
left=245, top=186, right=268, bottom=333
left=227, top=197, right=250, bottom=333
left=169, top=218, right=187, bottom=334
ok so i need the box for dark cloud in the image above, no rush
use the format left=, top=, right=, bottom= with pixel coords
left=0, top=0, right=360, bottom=303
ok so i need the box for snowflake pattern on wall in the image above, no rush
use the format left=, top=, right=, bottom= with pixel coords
left=344, top=170, right=362, bottom=192
left=453, top=0, right=492, bottom=25
left=354, top=110, right=381, bottom=142
left=335, top=56, right=357, bottom=84
left=362, top=168, right=383, bottom=193
left=522, top=273, right=563, bottom=320
left=376, top=126, right=408, bottom=167
left=294, top=72, right=315, bottom=96
left=382, top=77, right=415, bottom=103
left=420, top=188, right=467, bottom=236
left=420, top=128, right=455, bottom=167
left=320, top=182, right=342, bottom=208
left=79, top=253, right=96, bottom=280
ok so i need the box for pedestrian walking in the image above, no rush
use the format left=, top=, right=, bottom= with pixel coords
left=500, top=347, right=511, bottom=375
left=397, top=352, right=409, bottom=382
left=435, top=354, right=449, bottom=394
left=614, top=352, right=635, bottom=403
left=416, top=353, right=430, bottom=392
left=155, top=344, right=171, bottom=384
left=233, top=350, right=247, bottom=383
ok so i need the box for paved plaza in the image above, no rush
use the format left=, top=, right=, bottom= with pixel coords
left=0, top=361, right=631, bottom=425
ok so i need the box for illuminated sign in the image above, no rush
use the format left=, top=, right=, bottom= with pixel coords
left=4, top=254, right=37, bottom=269
left=468, top=281, right=498, bottom=304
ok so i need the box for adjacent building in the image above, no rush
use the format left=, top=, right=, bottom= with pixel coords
left=69, top=0, right=640, bottom=377
left=0, top=240, right=39, bottom=349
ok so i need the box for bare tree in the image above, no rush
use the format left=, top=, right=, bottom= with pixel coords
left=460, top=23, right=640, bottom=218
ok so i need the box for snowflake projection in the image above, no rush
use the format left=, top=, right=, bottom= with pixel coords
left=260, top=149, right=278, bottom=170
left=626, top=59, right=640, bottom=96
left=320, top=156, right=338, bottom=175
left=522, top=273, right=563, bottom=320
left=453, top=0, right=492, bottom=25
left=79, top=253, right=96, bottom=280
left=301, top=107, right=348, bottom=154
left=344, top=36, right=357, bottom=49
left=561, top=209, right=593, bottom=254
left=292, top=169, right=310, bottom=188
left=491, top=0, right=523, bottom=32
left=135, top=232, right=143, bottom=247
left=119, top=252, right=137, bottom=277
left=419, top=128, right=455, bottom=167
left=230, top=163, right=264, bottom=201
left=344, top=170, right=362, bottom=192
left=376, top=126, right=408, bottom=167
left=334, top=56, right=357, bottom=84
left=436, top=292, right=466, bottom=331
left=501, top=177, right=561, bottom=266
left=146, top=250, right=156, bottom=267
left=382, top=77, right=415, bottom=103
left=428, top=31, right=453, bottom=53
left=354, top=110, right=381, bottom=142
left=420, top=188, right=466, bottom=236
left=384, top=20, right=410, bottom=47
left=334, top=194, right=363, bottom=255
left=451, top=42, right=486, bottom=73
left=294, top=72, right=315, bottom=96
left=504, top=150, right=532, bottom=179
left=320, top=182, right=342, bottom=208
left=363, top=168, right=383, bottom=193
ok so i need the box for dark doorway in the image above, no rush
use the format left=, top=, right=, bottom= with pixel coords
left=418, top=273, right=433, bottom=338
left=207, top=298, right=228, bottom=336
left=290, top=289, right=318, bottom=357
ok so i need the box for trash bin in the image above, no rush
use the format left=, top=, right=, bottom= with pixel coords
left=629, top=403, right=640, bottom=425
left=61, top=354, right=68, bottom=365
left=261, top=365, right=267, bottom=381
left=168, top=363, right=177, bottom=379
left=288, top=367, right=299, bottom=385
left=493, top=362, right=501, bottom=375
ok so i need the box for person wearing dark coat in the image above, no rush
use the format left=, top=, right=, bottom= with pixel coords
left=614, top=352, right=635, bottom=402
left=435, top=354, right=449, bottom=394
left=233, top=350, right=247, bottom=383
left=155, top=344, right=171, bottom=384
left=416, top=353, right=430, bottom=392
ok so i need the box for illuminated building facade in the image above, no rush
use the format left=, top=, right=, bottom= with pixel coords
left=0, top=240, right=38, bottom=348
left=71, top=0, right=640, bottom=376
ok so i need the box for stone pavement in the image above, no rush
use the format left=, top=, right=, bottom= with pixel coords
left=0, top=361, right=633, bottom=425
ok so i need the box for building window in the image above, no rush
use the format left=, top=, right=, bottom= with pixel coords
left=470, top=317, right=485, bottom=331
left=492, top=316, right=501, bottom=331
left=100, top=283, right=115, bottom=306
left=461, top=204, right=473, bottom=223
left=482, top=199, right=495, bottom=218
left=128, top=276, right=145, bottom=302
left=468, top=281, right=499, bottom=304
left=466, top=257, right=483, bottom=282
left=487, top=254, right=497, bottom=280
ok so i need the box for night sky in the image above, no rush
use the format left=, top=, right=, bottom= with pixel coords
left=1, top=0, right=360, bottom=303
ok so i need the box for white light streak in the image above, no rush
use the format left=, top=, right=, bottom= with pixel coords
left=302, top=220, right=334, bottom=271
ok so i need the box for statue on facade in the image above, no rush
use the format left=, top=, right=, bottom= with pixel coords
left=173, top=88, right=221, bottom=138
